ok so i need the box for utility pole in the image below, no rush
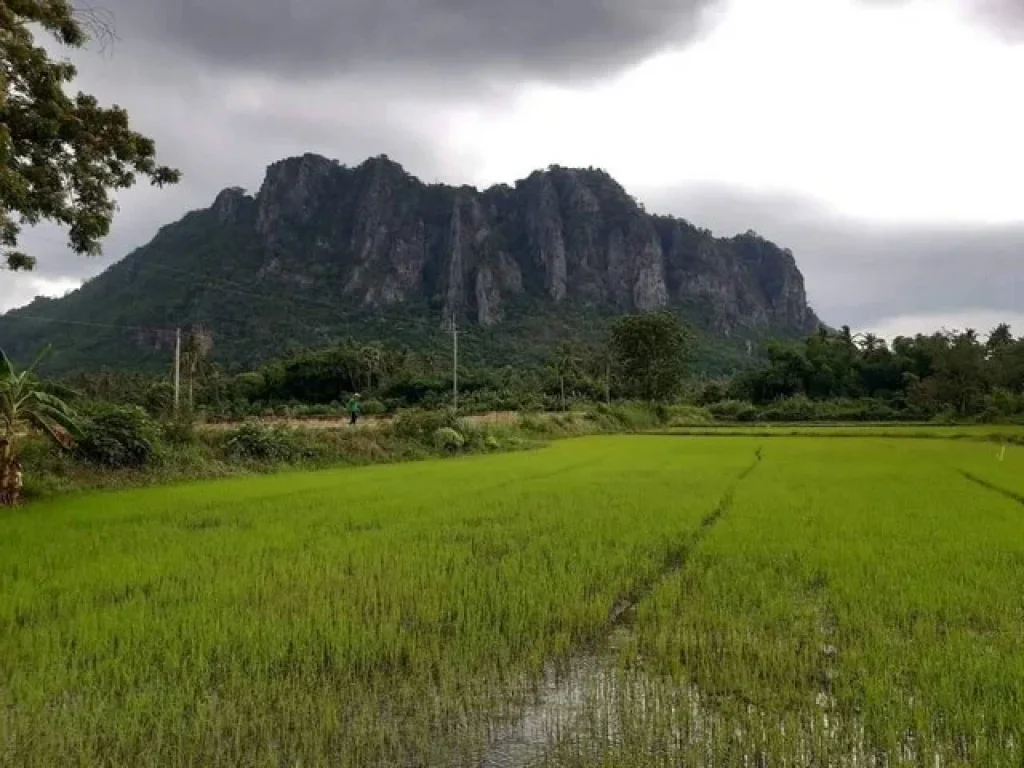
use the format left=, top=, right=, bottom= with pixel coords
left=173, top=327, right=181, bottom=416
left=450, top=314, right=459, bottom=414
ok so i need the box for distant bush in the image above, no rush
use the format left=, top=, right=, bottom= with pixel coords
left=829, top=398, right=901, bottom=422
left=224, top=421, right=299, bottom=462
left=981, top=389, right=1024, bottom=423
left=760, top=394, right=817, bottom=422
left=708, top=400, right=759, bottom=422
left=518, top=413, right=549, bottom=434
left=360, top=398, right=387, bottom=416
left=485, top=435, right=501, bottom=450
left=695, top=380, right=729, bottom=406
left=433, top=427, right=465, bottom=452
left=161, top=416, right=198, bottom=446
left=392, top=409, right=458, bottom=441
left=75, top=406, right=157, bottom=469
left=709, top=397, right=905, bottom=424
left=603, top=403, right=665, bottom=431
left=665, top=405, right=713, bottom=427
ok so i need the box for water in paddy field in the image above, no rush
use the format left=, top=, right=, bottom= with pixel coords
left=469, top=629, right=1007, bottom=767
left=477, top=656, right=607, bottom=768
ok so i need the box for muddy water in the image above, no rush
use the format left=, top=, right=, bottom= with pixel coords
left=477, top=657, right=608, bottom=768
left=475, top=459, right=762, bottom=768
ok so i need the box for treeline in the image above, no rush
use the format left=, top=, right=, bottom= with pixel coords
left=63, top=341, right=608, bottom=418
left=60, top=319, right=1023, bottom=424
left=710, top=324, right=1024, bottom=421
left=63, top=313, right=693, bottom=419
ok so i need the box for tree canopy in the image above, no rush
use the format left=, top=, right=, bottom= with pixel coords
left=0, top=1, right=180, bottom=271
left=730, top=325, right=1024, bottom=417
left=610, top=311, right=695, bottom=402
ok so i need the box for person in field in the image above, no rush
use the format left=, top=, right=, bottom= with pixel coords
left=347, top=394, right=361, bottom=426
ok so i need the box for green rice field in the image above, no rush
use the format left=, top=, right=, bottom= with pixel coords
left=2, top=434, right=1022, bottom=766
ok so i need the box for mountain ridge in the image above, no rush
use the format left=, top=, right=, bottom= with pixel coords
left=0, top=153, right=822, bottom=373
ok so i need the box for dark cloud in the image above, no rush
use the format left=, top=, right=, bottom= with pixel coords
left=94, top=0, right=720, bottom=82
left=641, top=184, right=1024, bottom=331
left=1, top=35, right=467, bottom=311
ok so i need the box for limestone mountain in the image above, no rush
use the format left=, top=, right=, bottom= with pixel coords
left=0, top=153, right=821, bottom=374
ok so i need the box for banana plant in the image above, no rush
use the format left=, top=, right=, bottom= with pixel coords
left=0, top=347, right=81, bottom=505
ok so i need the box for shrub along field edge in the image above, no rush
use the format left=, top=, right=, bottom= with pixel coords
left=17, top=403, right=668, bottom=500
left=16, top=401, right=1024, bottom=501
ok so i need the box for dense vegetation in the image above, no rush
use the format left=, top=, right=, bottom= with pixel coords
left=49, top=312, right=702, bottom=419
left=53, top=319, right=1024, bottom=425
left=718, top=323, right=1024, bottom=421
left=3, top=436, right=1022, bottom=765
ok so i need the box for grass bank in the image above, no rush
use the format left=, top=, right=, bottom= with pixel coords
left=658, top=422, right=1024, bottom=444
left=16, top=403, right=668, bottom=500
left=16, top=400, right=1024, bottom=501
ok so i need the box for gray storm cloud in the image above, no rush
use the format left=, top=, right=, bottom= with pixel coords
left=97, top=0, right=721, bottom=81
left=93, top=0, right=1024, bottom=81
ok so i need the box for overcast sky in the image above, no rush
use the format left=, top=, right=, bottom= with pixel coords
left=3, top=0, right=1022, bottom=340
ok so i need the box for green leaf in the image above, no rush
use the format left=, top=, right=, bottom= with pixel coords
left=26, top=412, right=73, bottom=450
left=0, top=350, right=14, bottom=382
left=24, top=344, right=53, bottom=376
left=31, top=400, right=82, bottom=440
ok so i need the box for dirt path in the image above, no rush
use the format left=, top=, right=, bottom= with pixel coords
left=199, top=411, right=523, bottom=432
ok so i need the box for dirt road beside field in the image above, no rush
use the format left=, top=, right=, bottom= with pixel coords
left=200, top=411, right=522, bottom=432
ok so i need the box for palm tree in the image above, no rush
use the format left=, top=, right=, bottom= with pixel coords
left=856, top=333, right=884, bottom=354
left=587, top=345, right=614, bottom=405
left=361, top=343, right=384, bottom=391
left=553, top=342, right=582, bottom=412
left=1, top=348, right=81, bottom=506
left=181, top=328, right=213, bottom=412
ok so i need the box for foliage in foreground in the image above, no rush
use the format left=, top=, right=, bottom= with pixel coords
left=0, top=1, right=180, bottom=270
left=0, top=348, right=80, bottom=504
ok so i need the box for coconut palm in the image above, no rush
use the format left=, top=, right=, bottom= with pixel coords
left=552, top=342, right=582, bottom=412
left=361, top=343, right=384, bottom=391
left=0, top=348, right=81, bottom=505
left=181, top=327, right=214, bottom=411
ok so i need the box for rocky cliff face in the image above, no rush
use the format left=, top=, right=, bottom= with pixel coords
left=0, top=153, right=822, bottom=375
left=229, top=153, right=818, bottom=334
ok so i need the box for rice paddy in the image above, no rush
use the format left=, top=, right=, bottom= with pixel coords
left=1, top=434, right=1022, bottom=766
